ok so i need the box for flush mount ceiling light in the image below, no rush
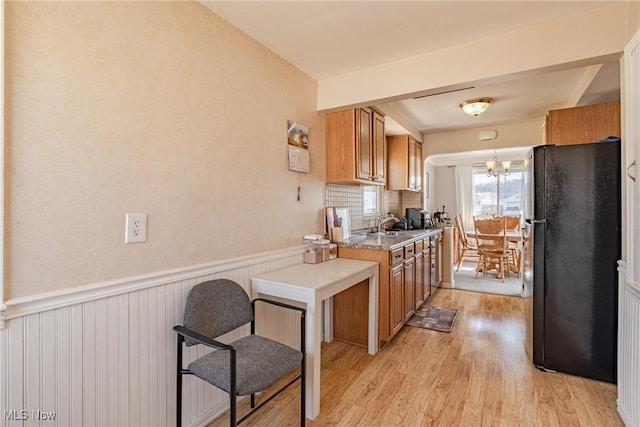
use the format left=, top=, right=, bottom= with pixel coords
left=459, top=97, right=494, bottom=116
left=486, top=151, right=511, bottom=177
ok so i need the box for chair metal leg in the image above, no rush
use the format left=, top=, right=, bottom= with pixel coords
left=230, top=349, right=237, bottom=427
left=300, top=313, right=306, bottom=427
left=229, top=394, right=236, bottom=427
left=176, top=335, right=183, bottom=427
left=301, top=366, right=306, bottom=427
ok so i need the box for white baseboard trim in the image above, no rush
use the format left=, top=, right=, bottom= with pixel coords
left=439, top=280, right=453, bottom=288
left=190, top=395, right=252, bottom=427
left=617, top=401, right=632, bottom=427
left=3, top=245, right=305, bottom=321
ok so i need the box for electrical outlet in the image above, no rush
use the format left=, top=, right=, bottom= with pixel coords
left=125, top=213, right=147, bottom=244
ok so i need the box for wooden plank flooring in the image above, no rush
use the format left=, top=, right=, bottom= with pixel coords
left=206, top=288, right=622, bottom=426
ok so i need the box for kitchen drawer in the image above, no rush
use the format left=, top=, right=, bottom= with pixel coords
left=404, top=243, right=415, bottom=258
left=390, top=247, right=404, bottom=266
left=414, top=239, right=424, bottom=252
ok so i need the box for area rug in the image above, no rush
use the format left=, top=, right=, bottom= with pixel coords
left=406, top=306, right=459, bottom=332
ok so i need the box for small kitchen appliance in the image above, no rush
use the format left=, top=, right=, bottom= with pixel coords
left=406, top=208, right=431, bottom=229
left=433, top=206, right=448, bottom=223
left=392, top=218, right=412, bottom=230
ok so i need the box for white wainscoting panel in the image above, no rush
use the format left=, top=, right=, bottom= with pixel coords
left=618, top=263, right=640, bottom=427
left=0, top=247, right=304, bottom=427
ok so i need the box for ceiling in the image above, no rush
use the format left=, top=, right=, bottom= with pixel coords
left=201, top=1, right=623, bottom=136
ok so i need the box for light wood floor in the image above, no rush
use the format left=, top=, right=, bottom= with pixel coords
left=207, top=288, right=622, bottom=426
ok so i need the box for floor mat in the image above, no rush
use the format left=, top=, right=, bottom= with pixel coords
left=405, top=306, right=459, bottom=332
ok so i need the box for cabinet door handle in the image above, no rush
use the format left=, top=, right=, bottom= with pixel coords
left=628, top=160, right=637, bottom=182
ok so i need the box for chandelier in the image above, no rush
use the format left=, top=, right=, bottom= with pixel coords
left=459, top=97, right=494, bottom=116
left=486, top=151, right=511, bottom=177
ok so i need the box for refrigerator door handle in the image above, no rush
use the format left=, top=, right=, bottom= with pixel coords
left=525, top=218, right=546, bottom=224
left=627, top=160, right=637, bottom=182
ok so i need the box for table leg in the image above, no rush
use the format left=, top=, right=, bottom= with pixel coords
left=305, top=295, right=322, bottom=420
left=367, top=274, right=379, bottom=355
left=323, top=297, right=333, bottom=343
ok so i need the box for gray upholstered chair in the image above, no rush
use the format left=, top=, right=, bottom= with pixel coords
left=174, top=279, right=306, bottom=426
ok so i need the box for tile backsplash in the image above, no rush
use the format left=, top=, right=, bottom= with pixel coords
left=326, top=183, right=423, bottom=231
left=384, top=190, right=402, bottom=217
left=401, top=191, right=423, bottom=212
left=325, top=184, right=374, bottom=230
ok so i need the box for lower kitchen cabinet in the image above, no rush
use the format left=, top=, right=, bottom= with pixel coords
left=390, top=263, right=404, bottom=337
left=422, top=244, right=432, bottom=301
left=404, top=257, right=415, bottom=321
left=415, top=251, right=425, bottom=308
left=335, top=229, right=442, bottom=348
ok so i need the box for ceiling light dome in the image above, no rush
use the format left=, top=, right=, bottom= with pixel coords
left=459, top=97, right=494, bottom=116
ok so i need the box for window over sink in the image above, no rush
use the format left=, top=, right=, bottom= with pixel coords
left=363, top=186, right=382, bottom=215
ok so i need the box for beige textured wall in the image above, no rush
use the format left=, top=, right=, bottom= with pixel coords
left=4, top=2, right=325, bottom=298
left=628, top=0, right=640, bottom=37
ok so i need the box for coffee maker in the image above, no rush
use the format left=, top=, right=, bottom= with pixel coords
left=405, top=208, right=432, bottom=229
left=433, top=206, right=448, bottom=224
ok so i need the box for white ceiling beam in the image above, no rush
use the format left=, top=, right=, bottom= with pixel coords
left=317, top=3, right=628, bottom=112
left=375, top=103, right=422, bottom=141
left=564, top=64, right=603, bottom=108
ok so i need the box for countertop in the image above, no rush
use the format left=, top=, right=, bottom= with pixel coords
left=337, top=227, right=443, bottom=251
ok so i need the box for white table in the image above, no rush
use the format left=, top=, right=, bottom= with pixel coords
left=251, top=258, right=379, bottom=420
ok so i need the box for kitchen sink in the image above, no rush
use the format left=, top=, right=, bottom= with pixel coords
left=368, top=231, right=399, bottom=236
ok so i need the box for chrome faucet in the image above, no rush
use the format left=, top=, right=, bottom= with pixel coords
left=378, top=214, right=399, bottom=232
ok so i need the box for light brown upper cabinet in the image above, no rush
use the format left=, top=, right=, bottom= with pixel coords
left=325, top=107, right=386, bottom=185
left=543, top=101, right=621, bottom=146
left=372, top=111, right=386, bottom=184
left=387, top=134, right=423, bottom=192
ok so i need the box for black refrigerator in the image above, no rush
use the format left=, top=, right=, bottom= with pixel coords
left=522, top=140, right=620, bottom=384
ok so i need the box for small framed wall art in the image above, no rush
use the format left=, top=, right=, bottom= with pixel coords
left=287, top=120, right=309, bottom=173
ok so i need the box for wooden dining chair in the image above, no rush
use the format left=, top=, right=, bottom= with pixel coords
left=495, top=215, right=520, bottom=231
left=495, top=215, right=521, bottom=276
left=473, top=216, right=509, bottom=282
left=454, top=214, right=476, bottom=271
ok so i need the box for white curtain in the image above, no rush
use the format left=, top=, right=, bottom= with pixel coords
left=454, top=164, right=474, bottom=231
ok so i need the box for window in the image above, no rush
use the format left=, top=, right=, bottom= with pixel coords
left=363, top=186, right=381, bottom=215
left=472, top=162, right=523, bottom=217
